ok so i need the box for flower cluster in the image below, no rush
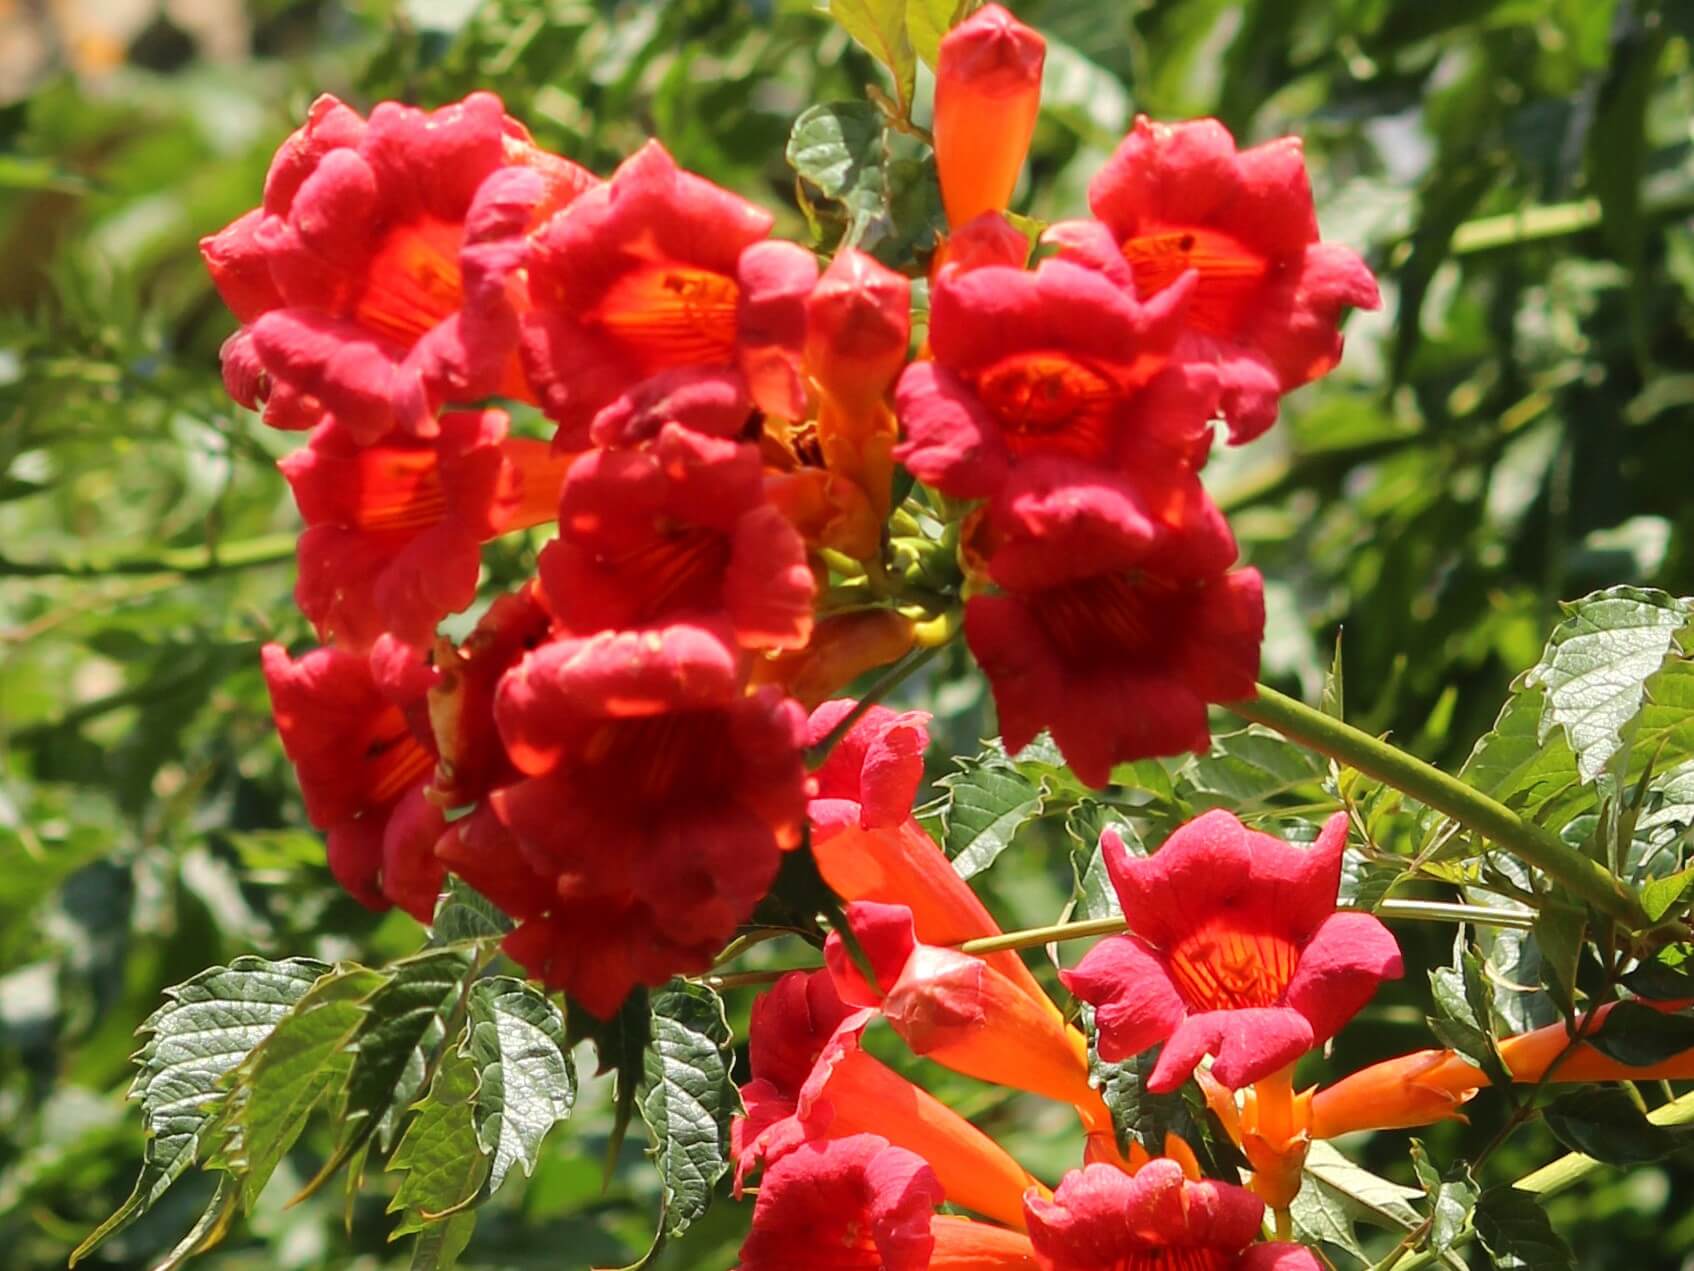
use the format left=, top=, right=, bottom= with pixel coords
left=204, top=8, right=1377, bottom=1013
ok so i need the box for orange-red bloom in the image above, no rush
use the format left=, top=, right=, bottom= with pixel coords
left=1025, top=1159, right=1321, bottom=1271
left=438, top=621, right=808, bottom=1016
left=732, top=971, right=1040, bottom=1231
left=933, top=4, right=1046, bottom=229
left=537, top=423, right=813, bottom=650
left=521, top=140, right=817, bottom=446
left=1077, top=115, right=1381, bottom=443
left=750, top=610, right=917, bottom=708
left=282, top=409, right=569, bottom=648
left=1063, top=812, right=1402, bottom=1089
left=202, top=92, right=596, bottom=441
left=260, top=642, right=443, bottom=918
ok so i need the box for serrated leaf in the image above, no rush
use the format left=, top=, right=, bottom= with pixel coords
left=214, top=964, right=386, bottom=1209
left=1474, top=1187, right=1574, bottom=1269
left=786, top=101, right=888, bottom=243
left=343, top=950, right=471, bottom=1145
left=1410, top=1140, right=1477, bottom=1255
left=938, top=749, right=1049, bottom=879
left=825, top=0, right=917, bottom=116
left=1588, top=1001, right=1694, bottom=1067
left=1082, top=1013, right=1190, bottom=1158
left=1292, top=1139, right=1426, bottom=1258
left=152, top=1174, right=241, bottom=1271
left=1177, top=726, right=1328, bottom=810
left=431, top=879, right=511, bottom=945
left=1542, top=1085, right=1690, bottom=1164
left=466, top=977, right=575, bottom=1194
left=569, top=985, right=651, bottom=1175
left=1641, top=865, right=1694, bottom=922
left=1428, top=952, right=1510, bottom=1088
left=70, top=956, right=328, bottom=1265
left=1457, top=683, right=1583, bottom=819
left=1525, top=587, right=1693, bottom=783
left=387, top=1044, right=489, bottom=1237
left=640, top=982, right=735, bottom=1240
left=1066, top=801, right=1134, bottom=922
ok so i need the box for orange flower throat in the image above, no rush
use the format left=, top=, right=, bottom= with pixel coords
left=975, top=351, right=1121, bottom=461
left=355, top=217, right=466, bottom=344
left=1166, top=916, right=1298, bottom=1012
left=593, top=263, right=739, bottom=374
left=1121, top=226, right=1269, bottom=338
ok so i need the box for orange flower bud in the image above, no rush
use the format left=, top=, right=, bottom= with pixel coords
left=751, top=609, right=917, bottom=708
left=934, top=4, right=1046, bottom=228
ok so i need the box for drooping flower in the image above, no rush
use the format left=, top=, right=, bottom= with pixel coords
left=933, top=4, right=1046, bottom=229
left=894, top=243, right=1199, bottom=499
left=733, top=971, right=1040, bottom=1231
left=1078, top=115, right=1381, bottom=443
left=282, top=409, right=570, bottom=648
left=537, top=423, right=814, bottom=650
left=966, top=510, right=1263, bottom=786
left=807, top=702, right=1054, bottom=1008
left=202, top=92, right=597, bottom=442
left=521, top=140, right=817, bottom=445
left=438, top=621, right=807, bottom=1016
left=736, top=1134, right=1040, bottom=1271
left=826, top=901, right=1103, bottom=1116
left=260, top=642, right=443, bottom=917
left=1062, top=811, right=1403, bottom=1091
left=1024, top=1159, right=1322, bottom=1271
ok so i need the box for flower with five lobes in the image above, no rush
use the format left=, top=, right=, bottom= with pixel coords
left=518, top=139, right=818, bottom=446
left=202, top=92, right=597, bottom=441
left=1064, top=810, right=1403, bottom=1090
left=1075, top=114, right=1382, bottom=443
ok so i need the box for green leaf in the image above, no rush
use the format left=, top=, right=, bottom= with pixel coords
left=786, top=101, right=888, bottom=243
left=1532, top=904, right=1585, bottom=1018
left=1410, top=1140, right=1477, bottom=1255
left=1621, top=944, right=1694, bottom=999
left=1038, top=35, right=1130, bottom=147
left=214, top=964, right=386, bottom=1209
left=152, top=1174, right=241, bottom=1271
left=1588, top=1001, right=1694, bottom=1067
left=826, top=0, right=917, bottom=117
left=1177, top=726, right=1328, bottom=810
left=937, top=748, right=1050, bottom=879
left=1473, top=1187, right=1574, bottom=1269
left=387, top=1044, right=490, bottom=1237
left=1428, top=952, right=1510, bottom=1088
left=431, top=879, right=511, bottom=945
left=640, top=982, right=736, bottom=1240
left=1291, top=1140, right=1426, bottom=1258
left=466, top=977, right=576, bottom=1194
left=569, top=986, right=652, bottom=1180
left=906, top=0, right=964, bottom=67
left=1524, top=587, right=1693, bottom=783
left=1083, top=1024, right=1191, bottom=1159
left=1457, top=683, right=1583, bottom=827
left=70, top=957, right=328, bottom=1265
left=342, top=950, right=472, bottom=1149
left=1542, top=1085, right=1690, bottom=1164
left=410, top=1210, right=476, bottom=1270
left=1641, top=865, right=1694, bottom=922
left=1066, top=801, right=1134, bottom=922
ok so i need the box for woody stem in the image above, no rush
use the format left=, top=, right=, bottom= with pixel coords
left=1227, top=683, right=1650, bottom=930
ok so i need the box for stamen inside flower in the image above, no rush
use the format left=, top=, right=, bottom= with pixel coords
left=364, top=712, right=435, bottom=804
left=974, top=351, right=1120, bottom=460
left=592, top=264, right=740, bottom=373
left=349, top=450, right=448, bottom=532
left=1035, top=572, right=1168, bottom=663
left=1166, top=916, right=1299, bottom=1012
left=355, top=217, right=467, bottom=343
left=1120, top=227, right=1269, bottom=337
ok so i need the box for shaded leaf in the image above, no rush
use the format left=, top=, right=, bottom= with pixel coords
left=1543, top=1085, right=1690, bottom=1164
left=1474, top=1187, right=1574, bottom=1269
left=640, top=982, right=736, bottom=1240
left=1588, top=1001, right=1694, bottom=1067
left=387, top=1044, right=489, bottom=1238
left=937, top=749, right=1049, bottom=880
left=1177, top=726, right=1328, bottom=811
left=825, top=0, right=917, bottom=116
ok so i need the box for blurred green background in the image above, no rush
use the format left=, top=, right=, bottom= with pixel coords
left=2, top=0, right=1693, bottom=1266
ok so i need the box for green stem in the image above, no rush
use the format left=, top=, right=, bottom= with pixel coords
left=803, top=643, right=943, bottom=767
left=1, top=532, right=297, bottom=579
left=1516, top=1090, right=1694, bottom=1195
left=1228, top=684, right=1647, bottom=928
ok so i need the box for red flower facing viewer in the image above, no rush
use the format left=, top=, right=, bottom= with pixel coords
left=203, top=92, right=597, bottom=441
left=1078, top=115, right=1381, bottom=443
left=282, top=409, right=570, bottom=648
left=260, top=642, right=443, bottom=919
left=736, top=1134, right=1038, bottom=1271
left=438, top=621, right=808, bottom=1016
left=732, top=970, right=1040, bottom=1231
left=894, top=242, right=1200, bottom=500
left=1025, top=1159, right=1321, bottom=1271
left=521, top=140, right=818, bottom=445
left=1063, top=811, right=1402, bottom=1091
left=537, top=422, right=814, bottom=650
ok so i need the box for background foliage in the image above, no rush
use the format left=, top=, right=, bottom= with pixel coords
left=2, top=0, right=1693, bottom=1266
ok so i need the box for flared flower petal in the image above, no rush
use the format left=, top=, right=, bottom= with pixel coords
left=1063, top=812, right=1402, bottom=1090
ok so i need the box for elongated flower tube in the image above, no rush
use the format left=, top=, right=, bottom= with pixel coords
left=1024, top=1159, right=1322, bottom=1271
left=827, top=901, right=1103, bottom=1116
left=1075, top=114, right=1381, bottom=443
left=1063, top=811, right=1403, bottom=1090
left=733, top=971, right=1042, bottom=1230
left=282, top=409, right=570, bottom=648
left=735, top=1134, right=1038, bottom=1270
left=934, top=4, right=1046, bottom=228
left=807, top=701, right=1055, bottom=1009
left=1309, top=998, right=1694, bottom=1139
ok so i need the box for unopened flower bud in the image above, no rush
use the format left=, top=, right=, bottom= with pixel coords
left=934, top=4, right=1046, bottom=228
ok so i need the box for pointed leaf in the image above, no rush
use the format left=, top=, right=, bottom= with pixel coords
left=387, top=1044, right=489, bottom=1237
left=640, top=982, right=736, bottom=1240
left=937, top=748, right=1049, bottom=879
left=466, top=977, right=576, bottom=1194
left=1474, top=1187, right=1574, bottom=1269
left=1543, top=1085, right=1691, bottom=1164
left=1177, top=726, right=1328, bottom=810
left=825, top=0, right=917, bottom=116
left=343, top=950, right=472, bottom=1144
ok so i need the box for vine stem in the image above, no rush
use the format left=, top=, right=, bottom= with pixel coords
left=1515, top=1089, right=1694, bottom=1195
left=1227, top=683, right=1649, bottom=929
left=803, top=642, right=944, bottom=767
